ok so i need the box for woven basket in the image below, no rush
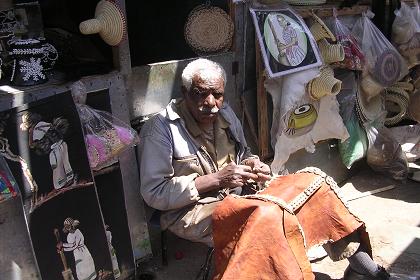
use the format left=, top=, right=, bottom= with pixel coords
left=79, top=0, right=126, bottom=46
left=356, top=87, right=384, bottom=123
left=185, top=5, right=234, bottom=54
left=307, top=66, right=342, bottom=100
left=310, top=13, right=336, bottom=42
left=318, top=38, right=345, bottom=64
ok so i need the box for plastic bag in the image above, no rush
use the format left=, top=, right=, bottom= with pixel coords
left=336, top=72, right=368, bottom=168
left=392, top=2, right=419, bottom=45
left=332, top=11, right=364, bottom=71
left=388, top=125, right=420, bottom=162
left=352, top=11, right=408, bottom=88
left=76, top=104, right=140, bottom=171
left=392, top=2, right=420, bottom=68
left=365, top=121, right=408, bottom=181
left=339, top=109, right=368, bottom=169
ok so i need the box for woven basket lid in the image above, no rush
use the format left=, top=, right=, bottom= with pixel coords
left=79, top=0, right=126, bottom=46
left=283, top=0, right=326, bottom=5
left=372, top=48, right=402, bottom=87
left=185, top=5, right=234, bottom=54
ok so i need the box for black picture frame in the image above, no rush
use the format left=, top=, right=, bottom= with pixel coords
left=250, top=7, right=322, bottom=78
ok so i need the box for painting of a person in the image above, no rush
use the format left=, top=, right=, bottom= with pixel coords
left=21, top=112, right=74, bottom=191
left=269, top=14, right=306, bottom=66
left=57, top=218, right=97, bottom=280
left=31, top=121, right=74, bottom=190
left=105, top=225, right=121, bottom=278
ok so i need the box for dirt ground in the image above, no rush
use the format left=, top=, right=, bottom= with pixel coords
left=137, top=168, right=420, bottom=280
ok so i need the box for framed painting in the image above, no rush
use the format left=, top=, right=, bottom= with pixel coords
left=0, top=92, right=116, bottom=280
left=250, top=7, right=322, bottom=78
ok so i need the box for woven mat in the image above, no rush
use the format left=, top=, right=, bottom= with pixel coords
left=185, top=5, right=234, bottom=54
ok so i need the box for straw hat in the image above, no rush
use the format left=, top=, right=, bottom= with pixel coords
left=79, top=0, right=126, bottom=46
left=318, top=38, right=345, bottom=64
left=306, top=66, right=342, bottom=100
left=356, top=86, right=384, bottom=123
left=360, top=74, right=384, bottom=101
left=310, top=13, right=336, bottom=42
left=384, top=88, right=409, bottom=126
left=185, top=5, right=234, bottom=54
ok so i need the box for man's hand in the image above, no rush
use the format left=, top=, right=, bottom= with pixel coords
left=216, top=162, right=259, bottom=189
left=195, top=162, right=259, bottom=193
left=241, top=158, right=271, bottom=182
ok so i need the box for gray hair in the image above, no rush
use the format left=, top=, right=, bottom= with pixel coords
left=181, top=58, right=227, bottom=91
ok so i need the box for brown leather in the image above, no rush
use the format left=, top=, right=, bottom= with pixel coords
left=212, top=172, right=369, bottom=280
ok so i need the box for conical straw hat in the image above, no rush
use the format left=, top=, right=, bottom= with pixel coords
left=185, top=5, right=234, bottom=54
left=79, top=0, right=126, bottom=46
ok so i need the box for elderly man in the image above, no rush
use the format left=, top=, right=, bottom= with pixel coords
left=139, top=58, right=270, bottom=245
left=138, top=58, right=389, bottom=280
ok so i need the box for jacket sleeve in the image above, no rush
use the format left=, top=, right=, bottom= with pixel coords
left=138, top=117, right=200, bottom=211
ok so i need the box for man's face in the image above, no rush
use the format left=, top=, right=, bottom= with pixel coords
left=184, top=74, right=225, bottom=126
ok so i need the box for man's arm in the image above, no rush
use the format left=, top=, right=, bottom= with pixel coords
left=139, top=117, right=201, bottom=211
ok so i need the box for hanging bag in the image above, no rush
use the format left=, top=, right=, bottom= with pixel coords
left=352, top=11, right=408, bottom=100
left=332, top=9, right=364, bottom=71
left=76, top=104, right=140, bottom=171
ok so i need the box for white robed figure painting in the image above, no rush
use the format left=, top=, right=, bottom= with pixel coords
left=62, top=218, right=97, bottom=280
left=266, top=13, right=307, bottom=66
left=29, top=118, right=74, bottom=190
left=105, top=225, right=121, bottom=278
left=49, top=139, right=74, bottom=189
